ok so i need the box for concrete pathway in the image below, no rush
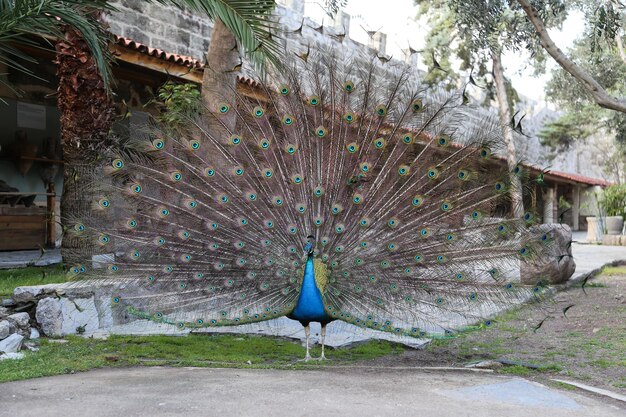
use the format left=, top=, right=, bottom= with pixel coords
left=0, top=248, right=61, bottom=269
left=571, top=242, right=626, bottom=278
left=1, top=367, right=624, bottom=417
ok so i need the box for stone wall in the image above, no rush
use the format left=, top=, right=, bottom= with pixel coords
left=104, top=0, right=604, bottom=181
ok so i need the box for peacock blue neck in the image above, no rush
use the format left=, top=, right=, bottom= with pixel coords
left=288, top=256, right=332, bottom=325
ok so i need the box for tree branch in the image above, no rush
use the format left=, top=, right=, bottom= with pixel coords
left=517, top=0, right=626, bottom=114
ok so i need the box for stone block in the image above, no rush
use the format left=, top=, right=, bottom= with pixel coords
left=521, top=224, right=576, bottom=285
left=7, top=312, right=30, bottom=329
left=36, top=295, right=101, bottom=337
left=0, top=320, right=10, bottom=340
left=0, top=333, right=23, bottom=353
left=36, top=297, right=62, bottom=337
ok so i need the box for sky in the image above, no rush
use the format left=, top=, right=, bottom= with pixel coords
left=303, top=0, right=584, bottom=103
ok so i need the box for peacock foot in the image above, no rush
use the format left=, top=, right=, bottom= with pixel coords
left=297, top=354, right=312, bottom=362
left=312, top=354, right=327, bottom=361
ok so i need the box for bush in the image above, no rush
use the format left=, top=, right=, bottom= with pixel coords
left=599, top=184, right=626, bottom=218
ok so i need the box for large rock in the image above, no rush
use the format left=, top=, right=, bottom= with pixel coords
left=7, top=312, right=30, bottom=329
left=521, top=224, right=576, bottom=285
left=0, top=306, right=9, bottom=320
left=36, top=296, right=100, bottom=337
left=0, top=333, right=24, bottom=353
left=0, top=320, right=10, bottom=340
left=36, top=297, right=62, bottom=337
left=12, top=284, right=62, bottom=303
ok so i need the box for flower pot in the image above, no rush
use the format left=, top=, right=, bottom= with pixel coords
left=605, top=216, right=624, bottom=235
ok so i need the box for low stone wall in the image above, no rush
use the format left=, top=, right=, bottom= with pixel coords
left=602, top=235, right=626, bottom=246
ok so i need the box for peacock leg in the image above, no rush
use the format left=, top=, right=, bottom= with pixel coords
left=315, top=323, right=327, bottom=361
left=298, top=324, right=312, bottom=362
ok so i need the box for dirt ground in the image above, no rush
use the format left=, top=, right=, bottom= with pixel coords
left=366, top=270, right=626, bottom=394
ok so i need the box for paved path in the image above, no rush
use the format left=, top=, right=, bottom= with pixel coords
left=0, top=249, right=61, bottom=269
left=1, top=367, right=624, bottom=417
left=571, top=241, right=626, bottom=278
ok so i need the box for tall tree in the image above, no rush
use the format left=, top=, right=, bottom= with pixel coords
left=414, top=0, right=560, bottom=217
left=539, top=34, right=626, bottom=182
left=517, top=0, right=626, bottom=114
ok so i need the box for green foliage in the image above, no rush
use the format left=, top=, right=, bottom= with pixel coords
left=599, top=184, right=626, bottom=218
left=152, top=82, right=202, bottom=127
left=173, top=0, right=282, bottom=71
left=0, top=334, right=404, bottom=383
left=538, top=110, right=595, bottom=150
left=0, top=0, right=114, bottom=92
left=0, top=265, right=67, bottom=297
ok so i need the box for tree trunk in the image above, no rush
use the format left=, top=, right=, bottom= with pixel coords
left=56, top=26, right=115, bottom=266
left=202, top=18, right=242, bottom=133
left=492, top=52, right=524, bottom=218
left=517, top=0, right=626, bottom=114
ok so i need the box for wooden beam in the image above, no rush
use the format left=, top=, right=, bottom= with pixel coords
left=111, top=46, right=203, bottom=84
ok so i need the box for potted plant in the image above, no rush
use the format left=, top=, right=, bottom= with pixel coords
left=599, top=184, right=626, bottom=235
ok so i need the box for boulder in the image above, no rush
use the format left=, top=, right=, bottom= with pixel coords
left=521, top=223, right=576, bottom=285
left=0, top=306, right=9, bottom=320
left=7, top=312, right=30, bottom=329
left=36, top=297, right=63, bottom=337
left=0, top=333, right=24, bottom=353
left=12, top=284, right=62, bottom=303
left=29, top=328, right=40, bottom=340
left=0, top=320, right=10, bottom=340
left=35, top=296, right=100, bottom=337
left=0, top=352, right=25, bottom=361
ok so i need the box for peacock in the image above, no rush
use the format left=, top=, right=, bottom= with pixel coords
left=68, top=48, right=550, bottom=361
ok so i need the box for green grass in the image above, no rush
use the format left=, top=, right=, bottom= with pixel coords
left=0, top=265, right=67, bottom=297
left=0, top=334, right=405, bottom=383
left=600, top=265, right=626, bottom=276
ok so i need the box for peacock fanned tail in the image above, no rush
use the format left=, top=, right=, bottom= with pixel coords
left=68, top=49, right=551, bottom=337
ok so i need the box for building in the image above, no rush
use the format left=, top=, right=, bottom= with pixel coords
left=0, top=1, right=610, bottom=251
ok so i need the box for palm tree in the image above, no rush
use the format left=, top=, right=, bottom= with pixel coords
left=2, top=0, right=284, bottom=264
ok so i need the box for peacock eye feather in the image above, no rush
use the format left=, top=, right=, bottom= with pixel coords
left=253, top=106, right=265, bottom=117
left=346, top=142, right=359, bottom=153
left=402, top=134, right=414, bottom=144
left=344, top=111, right=355, bottom=123
left=373, top=138, right=386, bottom=149
left=375, top=104, right=387, bottom=116
left=152, top=139, right=165, bottom=150
left=398, top=165, right=410, bottom=176
left=427, top=167, right=439, bottom=180
left=308, top=95, right=320, bottom=106
left=436, top=134, right=451, bottom=147
left=412, top=195, right=425, bottom=207
left=279, top=84, right=290, bottom=95
left=217, top=102, right=230, bottom=113
left=112, top=159, right=124, bottom=169
left=315, top=126, right=327, bottom=138
left=258, top=138, right=271, bottom=149
left=229, top=134, right=242, bottom=146
left=282, top=115, right=295, bottom=125
left=343, top=80, right=354, bottom=92
left=411, top=98, right=424, bottom=112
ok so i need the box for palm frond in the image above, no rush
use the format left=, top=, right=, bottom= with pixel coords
left=166, top=0, right=283, bottom=71
left=0, top=0, right=115, bottom=90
